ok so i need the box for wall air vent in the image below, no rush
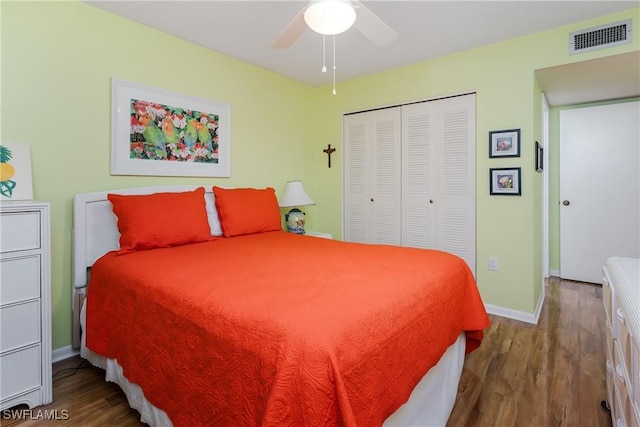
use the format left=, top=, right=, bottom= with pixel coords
left=569, top=19, right=632, bottom=54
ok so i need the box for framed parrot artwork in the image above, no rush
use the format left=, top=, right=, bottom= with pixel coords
left=111, top=78, right=231, bottom=177
left=0, top=142, right=33, bottom=201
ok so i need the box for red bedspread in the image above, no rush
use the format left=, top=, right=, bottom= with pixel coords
left=86, top=231, right=489, bottom=426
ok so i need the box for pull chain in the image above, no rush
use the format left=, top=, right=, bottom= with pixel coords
left=321, top=35, right=327, bottom=73
left=332, top=35, right=336, bottom=95
left=319, top=35, right=337, bottom=95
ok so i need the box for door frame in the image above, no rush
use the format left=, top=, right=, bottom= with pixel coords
left=542, top=93, right=550, bottom=283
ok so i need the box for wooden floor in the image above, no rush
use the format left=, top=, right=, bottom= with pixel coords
left=4, top=277, right=612, bottom=426
left=447, top=277, right=612, bottom=427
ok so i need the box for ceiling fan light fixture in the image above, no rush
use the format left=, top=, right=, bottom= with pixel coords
left=304, top=0, right=356, bottom=36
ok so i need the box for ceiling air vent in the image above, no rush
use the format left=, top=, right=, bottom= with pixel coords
left=569, top=19, right=632, bottom=54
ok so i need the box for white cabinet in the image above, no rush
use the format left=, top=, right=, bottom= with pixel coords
left=343, top=94, right=476, bottom=274
left=602, top=257, right=640, bottom=427
left=0, top=201, right=52, bottom=410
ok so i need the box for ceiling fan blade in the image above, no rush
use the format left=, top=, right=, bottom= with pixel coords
left=352, top=1, right=398, bottom=47
left=272, top=8, right=307, bottom=49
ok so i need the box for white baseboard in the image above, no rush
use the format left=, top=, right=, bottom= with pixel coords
left=485, top=290, right=546, bottom=325
left=533, top=288, right=545, bottom=322
left=52, top=345, right=80, bottom=363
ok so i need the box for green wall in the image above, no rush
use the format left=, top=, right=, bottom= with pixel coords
left=2, top=1, right=639, bottom=351
left=1, top=1, right=321, bottom=350
left=308, top=8, right=639, bottom=315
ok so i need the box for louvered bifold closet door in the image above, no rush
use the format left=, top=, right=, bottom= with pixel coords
left=401, top=103, right=437, bottom=250
left=344, top=116, right=369, bottom=243
left=343, top=108, right=401, bottom=245
left=401, top=95, right=476, bottom=274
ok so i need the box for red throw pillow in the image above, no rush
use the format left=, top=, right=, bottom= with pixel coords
left=212, top=186, right=282, bottom=237
left=108, top=187, right=212, bottom=255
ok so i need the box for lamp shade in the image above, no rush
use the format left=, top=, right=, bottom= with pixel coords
left=304, top=0, right=356, bottom=36
left=279, top=180, right=315, bottom=208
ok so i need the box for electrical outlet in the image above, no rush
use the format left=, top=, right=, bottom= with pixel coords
left=489, top=257, right=499, bottom=271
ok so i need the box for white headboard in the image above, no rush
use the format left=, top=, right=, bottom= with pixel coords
left=72, top=185, right=221, bottom=289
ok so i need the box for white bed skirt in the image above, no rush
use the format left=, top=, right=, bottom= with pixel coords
left=81, top=301, right=465, bottom=427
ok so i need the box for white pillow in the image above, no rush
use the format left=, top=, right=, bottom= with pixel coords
left=204, top=192, right=223, bottom=236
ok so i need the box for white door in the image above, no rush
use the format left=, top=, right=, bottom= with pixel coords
left=401, top=95, right=476, bottom=274
left=560, top=101, right=640, bottom=283
left=343, top=107, right=402, bottom=245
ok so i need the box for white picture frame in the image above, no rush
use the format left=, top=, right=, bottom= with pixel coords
left=489, top=128, right=520, bottom=158
left=111, top=78, right=231, bottom=177
left=0, top=142, right=34, bottom=201
left=490, top=167, right=521, bottom=196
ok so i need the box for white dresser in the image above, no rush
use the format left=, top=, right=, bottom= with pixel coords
left=602, top=257, right=640, bottom=427
left=0, top=201, right=52, bottom=410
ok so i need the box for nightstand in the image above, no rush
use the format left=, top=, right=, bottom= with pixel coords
left=304, top=231, right=332, bottom=239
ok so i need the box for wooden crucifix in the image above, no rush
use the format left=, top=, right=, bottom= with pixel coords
left=323, top=144, right=336, bottom=168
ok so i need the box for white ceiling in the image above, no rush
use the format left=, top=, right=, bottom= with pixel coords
left=86, top=1, right=639, bottom=105
left=536, top=50, right=639, bottom=106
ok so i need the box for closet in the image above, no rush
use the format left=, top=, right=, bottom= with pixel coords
left=343, top=94, right=476, bottom=274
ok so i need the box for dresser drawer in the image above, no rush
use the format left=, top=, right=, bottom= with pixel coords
left=0, top=345, right=41, bottom=400
left=0, top=256, right=40, bottom=305
left=602, top=267, right=613, bottom=322
left=607, top=337, right=616, bottom=411
left=614, top=386, right=625, bottom=427
left=607, top=318, right=615, bottom=371
left=615, top=341, right=635, bottom=427
left=0, top=301, right=40, bottom=352
left=630, top=404, right=639, bottom=427
left=614, top=293, right=634, bottom=377
left=0, top=211, right=41, bottom=252
left=633, top=338, right=639, bottom=409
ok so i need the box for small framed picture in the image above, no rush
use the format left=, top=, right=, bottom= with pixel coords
left=535, top=141, right=543, bottom=172
left=0, top=142, right=33, bottom=201
left=489, top=129, right=520, bottom=158
left=490, top=167, right=521, bottom=196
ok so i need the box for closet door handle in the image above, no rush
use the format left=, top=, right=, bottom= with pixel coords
left=429, top=199, right=434, bottom=204
left=370, top=198, right=374, bottom=202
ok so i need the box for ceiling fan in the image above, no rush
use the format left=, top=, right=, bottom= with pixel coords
left=272, top=0, right=398, bottom=49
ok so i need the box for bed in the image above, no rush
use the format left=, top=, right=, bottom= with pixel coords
left=73, top=185, right=489, bottom=426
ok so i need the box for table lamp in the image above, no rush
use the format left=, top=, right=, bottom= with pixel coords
left=279, top=180, right=315, bottom=234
